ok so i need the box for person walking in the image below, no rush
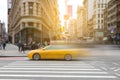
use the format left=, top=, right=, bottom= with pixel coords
left=2, top=41, right=6, bottom=50
left=21, top=42, right=25, bottom=53
left=0, top=40, right=2, bottom=50
left=17, top=41, right=22, bottom=52
left=31, top=42, right=36, bottom=50
left=116, top=33, right=120, bottom=45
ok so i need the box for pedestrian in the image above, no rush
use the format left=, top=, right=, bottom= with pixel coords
left=116, top=33, right=120, bottom=45
left=112, top=34, right=116, bottom=44
left=37, top=42, right=41, bottom=48
left=0, top=40, right=2, bottom=50
left=108, top=35, right=112, bottom=44
left=31, top=41, right=36, bottom=50
left=2, top=41, right=6, bottom=50
left=17, top=41, right=22, bottom=52
left=21, top=42, right=25, bottom=53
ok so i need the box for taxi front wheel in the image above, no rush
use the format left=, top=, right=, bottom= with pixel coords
left=33, top=53, right=40, bottom=60
left=65, top=54, right=72, bottom=61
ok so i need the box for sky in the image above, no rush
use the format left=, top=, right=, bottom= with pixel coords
left=58, top=0, right=84, bottom=25
left=0, top=0, right=7, bottom=31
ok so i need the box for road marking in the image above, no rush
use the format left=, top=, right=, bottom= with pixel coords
left=113, top=63, right=119, bottom=65
left=0, top=57, right=26, bottom=60
left=0, top=74, right=117, bottom=78
left=111, top=67, right=117, bottom=70
left=101, top=67, right=107, bottom=70
left=4, top=65, right=95, bottom=68
left=114, top=68, right=120, bottom=71
left=115, top=73, right=120, bottom=76
left=9, top=63, right=91, bottom=66
left=0, top=68, right=101, bottom=71
left=0, top=71, right=108, bottom=74
left=0, top=79, right=30, bottom=80
left=10, top=61, right=89, bottom=65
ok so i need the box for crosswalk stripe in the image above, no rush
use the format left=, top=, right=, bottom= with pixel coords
left=0, top=71, right=108, bottom=74
left=0, top=79, right=29, bottom=80
left=1, top=61, right=117, bottom=79
left=0, top=74, right=117, bottom=78
left=4, top=65, right=95, bottom=68
left=9, top=61, right=90, bottom=65
left=8, top=64, right=91, bottom=66
left=0, top=68, right=101, bottom=71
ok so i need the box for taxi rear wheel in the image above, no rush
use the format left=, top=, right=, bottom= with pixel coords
left=65, top=54, right=72, bottom=61
left=33, top=53, right=40, bottom=60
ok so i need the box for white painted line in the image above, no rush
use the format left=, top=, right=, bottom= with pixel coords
left=0, top=74, right=117, bottom=78
left=100, top=67, right=107, bottom=70
left=0, top=79, right=29, bottom=80
left=9, top=63, right=91, bottom=66
left=10, top=61, right=89, bottom=65
left=115, top=73, right=120, bottom=76
left=113, top=63, right=119, bottom=65
left=0, top=71, right=108, bottom=74
left=111, top=67, right=117, bottom=70
left=11, top=61, right=87, bottom=64
left=0, top=68, right=101, bottom=71
left=4, top=65, right=95, bottom=68
left=114, top=68, right=120, bottom=71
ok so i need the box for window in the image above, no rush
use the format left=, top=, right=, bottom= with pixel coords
left=22, top=22, right=25, bottom=27
left=36, top=3, right=39, bottom=15
left=98, top=20, right=100, bottom=23
left=98, top=25, right=100, bottom=29
left=101, top=14, right=103, bottom=18
left=101, top=4, right=103, bottom=8
left=101, top=20, right=103, bottom=23
left=36, top=23, right=39, bottom=27
left=98, top=14, right=100, bottom=18
left=28, top=22, right=33, bottom=26
left=98, top=4, right=100, bottom=8
left=23, top=3, right=26, bottom=14
left=29, top=2, right=33, bottom=15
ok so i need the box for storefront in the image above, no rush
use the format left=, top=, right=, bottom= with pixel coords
left=14, top=27, right=50, bottom=45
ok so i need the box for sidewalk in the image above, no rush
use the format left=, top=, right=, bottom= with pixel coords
left=0, top=43, right=119, bottom=57
left=0, top=44, right=29, bottom=57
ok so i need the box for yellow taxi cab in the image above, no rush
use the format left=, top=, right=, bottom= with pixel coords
left=27, top=45, right=89, bottom=61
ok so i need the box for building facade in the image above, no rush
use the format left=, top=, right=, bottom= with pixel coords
left=103, top=0, right=120, bottom=37
left=76, top=6, right=84, bottom=39
left=83, top=0, right=88, bottom=37
left=88, top=15, right=94, bottom=38
left=68, top=19, right=77, bottom=40
left=117, top=0, right=120, bottom=33
left=107, top=0, right=117, bottom=35
left=103, top=6, right=109, bottom=37
left=8, top=0, right=12, bottom=43
left=8, top=0, right=60, bottom=45
left=93, top=0, right=108, bottom=41
left=0, top=21, right=6, bottom=41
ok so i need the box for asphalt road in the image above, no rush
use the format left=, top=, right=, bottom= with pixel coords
left=0, top=45, right=120, bottom=80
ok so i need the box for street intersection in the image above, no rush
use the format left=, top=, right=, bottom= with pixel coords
left=0, top=44, right=120, bottom=80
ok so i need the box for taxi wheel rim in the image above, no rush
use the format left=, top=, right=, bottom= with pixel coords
left=65, top=54, right=72, bottom=61
left=33, top=54, right=40, bottom=60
